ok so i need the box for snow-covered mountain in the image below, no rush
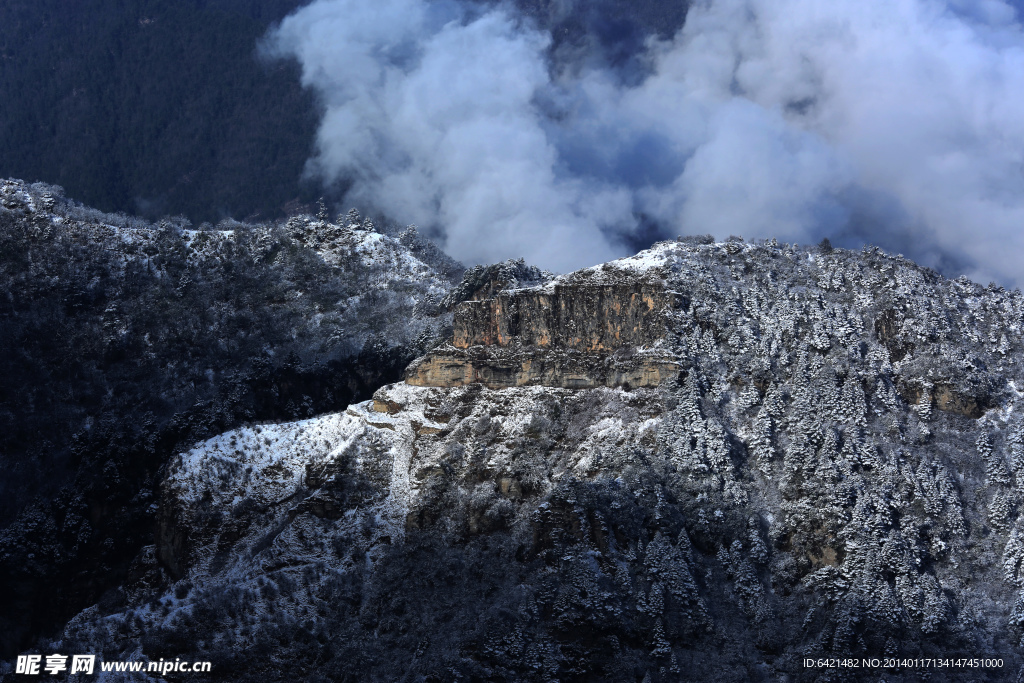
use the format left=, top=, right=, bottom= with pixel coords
left=0, top=179, right=461, bottom=661
left=45, top=235, right=1024, bottom=681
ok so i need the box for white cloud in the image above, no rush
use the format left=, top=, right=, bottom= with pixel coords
left=267, top=0, right=633, bottom=271
left=269, top=0, right=1024, bottom=285
left=664, top=0, right=1024, bottom=284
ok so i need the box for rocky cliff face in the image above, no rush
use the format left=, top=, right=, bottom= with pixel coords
left=450, top=282, right=669, bottom=351
left=31, top=237, right=1024, bottom=682
left=407, top=259, right=681, bottom=389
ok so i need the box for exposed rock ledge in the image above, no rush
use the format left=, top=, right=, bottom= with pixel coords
left=407, top=261, right=681, bottom=389
left=405, top=342, right=680, bottom=389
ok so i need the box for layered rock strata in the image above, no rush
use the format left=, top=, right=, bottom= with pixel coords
left=407, top=267, right=681, bottom=389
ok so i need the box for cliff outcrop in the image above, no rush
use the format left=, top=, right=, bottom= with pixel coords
left=407, top=259, right=681, bottom=389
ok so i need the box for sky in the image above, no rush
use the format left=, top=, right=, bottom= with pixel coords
left=266, top=0, right=1024, bottom=285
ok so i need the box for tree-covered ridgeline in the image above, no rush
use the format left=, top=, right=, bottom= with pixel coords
left=0, top=179, right=461, bottom=657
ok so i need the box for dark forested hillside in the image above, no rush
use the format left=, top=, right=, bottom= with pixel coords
left=0, top=0, right=318, bottom=223
left=0, top=179, right=461, bottom=658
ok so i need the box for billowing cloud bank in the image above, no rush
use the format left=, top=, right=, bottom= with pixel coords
left=267, top=0, right=1024, bottom=285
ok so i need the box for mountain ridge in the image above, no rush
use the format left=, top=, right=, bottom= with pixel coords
left=0, top=178, right=461, bottom=659
left=23, top=224, right=1024, bottom=681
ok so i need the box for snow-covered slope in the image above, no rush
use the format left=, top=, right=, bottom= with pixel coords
left=0, top=178, right=465, bottom=663
left=45, top=236, right=1024, bottom=682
